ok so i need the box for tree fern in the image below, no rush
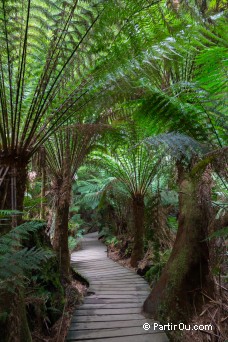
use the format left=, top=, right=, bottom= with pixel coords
left=94, top=8, right=227, bottom=147
left=1, top=0, right=172, bottom=212
left=75, top=173, right=121, bottom=210
left=87, top=121, right=165, bottom=265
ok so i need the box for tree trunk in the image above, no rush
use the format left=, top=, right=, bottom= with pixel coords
left=143, top=164, right=215, bottom=322
left=40, top=165, right=46, bottom=220
left=0, top=162, right=27, bottom=231
left=51, top=135, right=72, bottom=282
left=52, top=175, right=71, bottom=282
left=0, top=161, right=31, bottom=342
left=130, top=194, right=145, bottom=267
left=2, top=289, right=32, bottom=342
left=39, top=147, right=46, bottom=220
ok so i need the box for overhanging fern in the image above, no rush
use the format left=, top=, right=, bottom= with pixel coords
left=144, top=132, right=207, bottom=161
left=0, top=221, right=53, bottom=292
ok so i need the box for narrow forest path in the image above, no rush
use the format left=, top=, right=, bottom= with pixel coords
left=67, top=232, right=168, bottom=342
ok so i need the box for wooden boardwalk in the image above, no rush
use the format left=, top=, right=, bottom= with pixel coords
left=67, top=233, right=168, bottom=342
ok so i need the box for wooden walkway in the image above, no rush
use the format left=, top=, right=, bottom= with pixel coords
left=67, top=233, right=168, bottom=342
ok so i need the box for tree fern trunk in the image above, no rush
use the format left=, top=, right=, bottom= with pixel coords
left=143, top=164, right=215, bottom=322
left=130, top=194, right=145, bottom=267
left=8, top=289, right=32, bottom=342
left=52, top=175, right=71, bottom=282
left=52, top=133, right=72, bottom=281
left=0, top=288, right=32, bottom=342
left=53, top=197, right=71, bottom=281
left=1, top=164, right=30, bottom=341
left=0, top=162, right=27, bottom=231
left=40, top=165, right=46, bottom=220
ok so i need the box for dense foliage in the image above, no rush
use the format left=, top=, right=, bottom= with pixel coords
left=0, top=0, right=227, bottom=341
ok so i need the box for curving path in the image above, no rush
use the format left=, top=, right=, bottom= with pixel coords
left=67, top=232, right=168, bottom=342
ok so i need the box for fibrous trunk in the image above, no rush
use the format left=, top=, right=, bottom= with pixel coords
left=0, top=161, right=27, bottom=230
left=130, top=194, right=145, bottom=267
left=143, top=164, right=214, bottom=322
left=40, top=165, right=46, bottom=220
left=0, top=160, right=31, bottom=341
left=52, top=175, right=71, bottom=282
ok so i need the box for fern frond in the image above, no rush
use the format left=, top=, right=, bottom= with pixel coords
left=144, top=132, right=207, bottom=161
left=0, top=221, right=53, bottom=292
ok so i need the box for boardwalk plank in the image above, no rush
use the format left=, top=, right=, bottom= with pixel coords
left=84, top=298, right=143, bottom=304
left=71, top=313, right=146, bottom=322
left=67, top=334, right=168, bottom=342
left=74, top=308, right=141, bottom=315
left=90, top=280, right=147, bottom=285
left=78, top=303, right=142, bottom=309
left=67, top=326, right=167, bottom=340
left=85, top=294, right=147, bottom=299
left=67, top=233, right=168, bottom=341
left=69, top=319, right=151, bottom=330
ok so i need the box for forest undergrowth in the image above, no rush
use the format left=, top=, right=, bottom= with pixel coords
left=32, top=278, right=87, bottom=342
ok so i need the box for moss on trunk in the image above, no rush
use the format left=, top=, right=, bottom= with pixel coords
left=143, top=165, right=215, bottom=322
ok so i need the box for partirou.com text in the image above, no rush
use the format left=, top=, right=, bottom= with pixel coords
left=143, top=322, right=213, bottom=331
